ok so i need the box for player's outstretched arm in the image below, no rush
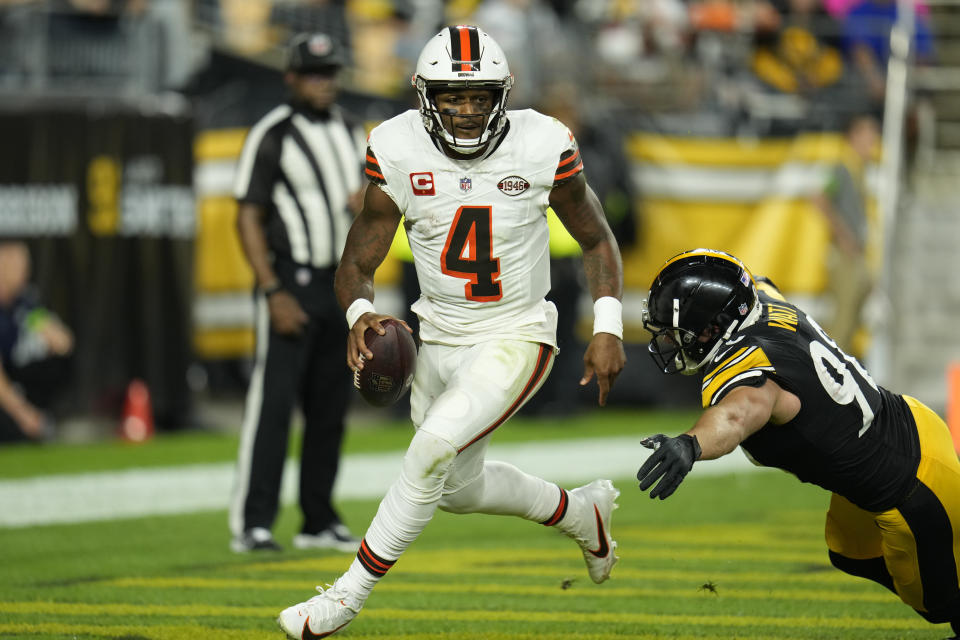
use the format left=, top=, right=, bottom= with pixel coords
left=334, top=184, right=404, bottom=370
left=549, top=174, right=626, bottom=405
left=636, top=380, right=789, bottom=499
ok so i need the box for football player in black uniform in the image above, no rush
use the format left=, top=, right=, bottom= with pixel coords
left=636, top=248, right=960, bottom=638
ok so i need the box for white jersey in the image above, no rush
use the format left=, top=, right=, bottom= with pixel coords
left=366, top=109, right=583, bottom=347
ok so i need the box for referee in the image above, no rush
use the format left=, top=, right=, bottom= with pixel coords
left=229, top=33, right=365, bottom=553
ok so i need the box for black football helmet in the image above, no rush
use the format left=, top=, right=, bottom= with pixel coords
left=642, top=249, right=760, bottom=375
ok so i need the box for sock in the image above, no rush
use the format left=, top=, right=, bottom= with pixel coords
left=337, top=430, right=456, bottom=601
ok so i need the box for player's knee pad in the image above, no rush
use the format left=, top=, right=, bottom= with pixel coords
left=398, top=429, right=458, bottom=503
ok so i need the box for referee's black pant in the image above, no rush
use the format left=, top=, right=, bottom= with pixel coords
left=230, top=266, right=351, bottom=537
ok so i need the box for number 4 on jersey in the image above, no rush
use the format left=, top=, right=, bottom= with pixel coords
left=441, top=206, right=503, bottom=302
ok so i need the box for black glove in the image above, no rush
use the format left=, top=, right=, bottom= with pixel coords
left=636, top=433, right=702, bottom=500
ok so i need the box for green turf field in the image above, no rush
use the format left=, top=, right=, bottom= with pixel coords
left=0, top=409, right=952, bottom=639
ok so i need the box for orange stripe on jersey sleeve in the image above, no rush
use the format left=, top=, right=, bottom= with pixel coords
left=554, top=148, right=584, bottom=185
left=365, top=146, right=386, bottom=185
left=554, top=161, right=584, bottom=183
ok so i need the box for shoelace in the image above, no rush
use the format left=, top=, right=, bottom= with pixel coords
left=313, top=583, right=359, bottom=611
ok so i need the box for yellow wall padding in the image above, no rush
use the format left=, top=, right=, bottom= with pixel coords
left=623, top=198, right=830, bottom=292
left=194, top=197, right=253, bottom=292
left=193, top=328, right=255, bottom=360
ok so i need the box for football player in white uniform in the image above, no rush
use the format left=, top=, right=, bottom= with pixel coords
left=278, top=25, right=627, bottom=639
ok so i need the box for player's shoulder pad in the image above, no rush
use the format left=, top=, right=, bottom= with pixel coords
left=701, top=330, right=776, bottom=407
left=510, top=109, right=573, bottom=146
left=755, top=275, right=787, bottom=302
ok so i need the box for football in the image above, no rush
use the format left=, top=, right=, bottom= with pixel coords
left=353, top=318, right=418, bottom=407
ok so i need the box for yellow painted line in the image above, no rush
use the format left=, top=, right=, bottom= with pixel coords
left=243, top=546, right=830, bottom=577
left=0, top=623, right=812, bottom=640
left=0, top=602, right=274, bottom=617
left=120, top=565, right=856, bottom=592
left=0, top=623, right=270, bottom=640
left=616, top=527, right=826, bottom=549
left=0, top=602, right=931, bottom=631
left=102, top=577, right=897, bottom=603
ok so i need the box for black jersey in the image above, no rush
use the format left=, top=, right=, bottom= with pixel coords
left=700, top=290, right=920, bottom=512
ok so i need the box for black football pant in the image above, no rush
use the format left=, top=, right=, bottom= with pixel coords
left=231, top=274, right=351, bottom=537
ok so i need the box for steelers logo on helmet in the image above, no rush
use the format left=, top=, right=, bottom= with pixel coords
left=411, top=25, right=514, bottom=155
left=642, top=249, right=760, bottom=375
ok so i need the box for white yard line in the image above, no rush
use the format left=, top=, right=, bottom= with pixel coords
left=0, top=436, right=764, bottom=528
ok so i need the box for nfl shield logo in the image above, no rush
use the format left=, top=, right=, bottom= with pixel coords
left=459, top=177, right=472, bottom=193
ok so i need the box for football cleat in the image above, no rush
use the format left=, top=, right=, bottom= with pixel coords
left=563, top=479, right=619, bottom=583
left=230, top=527, right=282, bottom=553
left=292, top=524, right=361, bottom=553
left=277, top=580, right=362, bottom=639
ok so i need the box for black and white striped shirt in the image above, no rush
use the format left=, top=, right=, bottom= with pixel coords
left=233, top=103, right=366, bottom=268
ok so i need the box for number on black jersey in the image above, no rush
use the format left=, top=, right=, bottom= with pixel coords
left=805, top=315, right=880, bottom=436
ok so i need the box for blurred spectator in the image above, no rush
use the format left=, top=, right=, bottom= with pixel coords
left=392, top=0, right=445, bottom=79
left=540, top=83, right=638, bottom=250
left=524, top=82, right=638, bottom=415
left=843, top=0, right=935, bottom=107
left=811, top=113, right=879, bottom=355
left=126, top=0, right=203, bottom=90
left=471, top=0, right=576, bottom=107
left=824, top=0, right=929, bottom=19
left=0, top=241, right=73, bottom=444
left=345, top=0, right=411, bottom=96
left=688, top=0, right=781, bottom=33
left=271, top=0, right=351, bottom=60
left=751, top=0, right=844, bottom=95
left=577, top=0, right=691, bottom=84
left=218, top=0, right=274, bottom=54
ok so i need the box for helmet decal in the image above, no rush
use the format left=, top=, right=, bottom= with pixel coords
left=448, top=25, right=481, bottom=72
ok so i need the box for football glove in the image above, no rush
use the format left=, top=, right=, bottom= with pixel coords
left=636, top=433, right=702, bottom=500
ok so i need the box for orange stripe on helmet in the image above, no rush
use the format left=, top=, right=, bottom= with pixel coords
left=458, top=26, right=472, bottom=71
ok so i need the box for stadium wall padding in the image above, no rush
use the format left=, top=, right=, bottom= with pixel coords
left=0, top=102, right=195, bottom=428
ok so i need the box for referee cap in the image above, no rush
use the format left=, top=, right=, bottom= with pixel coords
left=287, top=32, right=346, bottom=73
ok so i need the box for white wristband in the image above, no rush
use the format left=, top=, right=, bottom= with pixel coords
left=592, top=296, right=623, bottom=340
left=345, top=298, right=376, bottom=329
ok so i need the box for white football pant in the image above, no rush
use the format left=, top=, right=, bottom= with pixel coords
left=341, top=339, right=569, bottom=598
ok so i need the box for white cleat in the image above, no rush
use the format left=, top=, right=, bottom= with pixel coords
left=564, top=479, right=620, bottom=583
left=277, top=580, right=362, bottom=639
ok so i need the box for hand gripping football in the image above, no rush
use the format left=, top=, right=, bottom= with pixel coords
left=353, top=319, right=418, bottom=407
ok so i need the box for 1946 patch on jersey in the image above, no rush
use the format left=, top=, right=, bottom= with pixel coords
left=498, top=175, right=529, bottom=196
